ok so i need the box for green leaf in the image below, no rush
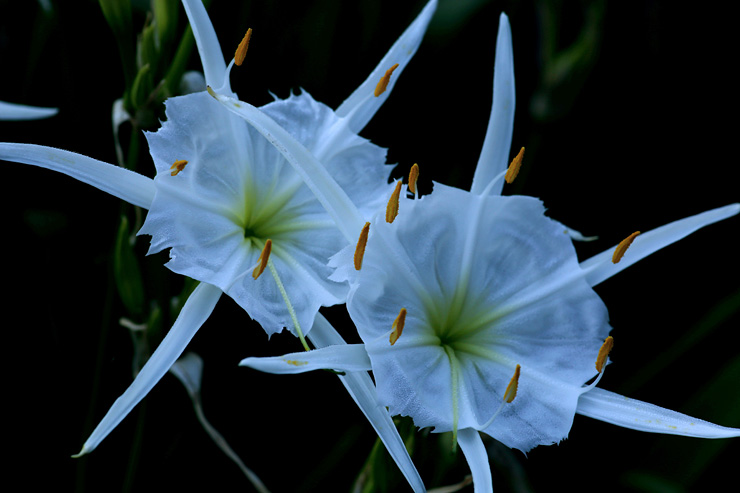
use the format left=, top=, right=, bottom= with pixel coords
left=113, top=215, right=145, bottom=316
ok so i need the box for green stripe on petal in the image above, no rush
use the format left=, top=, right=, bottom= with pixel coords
left=206, top=89, right=365, bottom=243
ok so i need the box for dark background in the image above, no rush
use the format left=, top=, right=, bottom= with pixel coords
left=1, top=0, right=738, bottom=491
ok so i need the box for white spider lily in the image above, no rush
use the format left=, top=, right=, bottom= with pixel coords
left=239, top=13, right=740, bottom=492
left=0, top=1, right=436, bottom=481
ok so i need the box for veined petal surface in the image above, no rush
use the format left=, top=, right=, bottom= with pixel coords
left=140, top=90, right=392, bottom=335
left=344, top=183, right=610, bottom=452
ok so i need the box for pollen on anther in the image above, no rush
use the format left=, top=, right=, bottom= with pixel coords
left=389, top=308, right=407, bottom=346
left=595, top=336, right=614, bottom=373
left=612, top=231, right=640, bottom=264
left=503, top=364, right=521, bottom=403
left=374, top=63, right=400, bottom=97
left=505, top=147, right=525, bottom=184
left=354, top=222, right=371, bottom=270
left=235, top=28, right=252, bottom=66
left=408, top=163, right=419, bottom=195
left=170, top=159, right=188, bottom=176
left=252, top=239, right=272, bottom=279
left=386, top=180, right=403, bottom=223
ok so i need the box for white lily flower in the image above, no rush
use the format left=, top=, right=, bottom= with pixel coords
left=0, top=0, right=436, bottom=477
left=0, top=100, right=57, bottom=120
left=239, top=12, right=740, bottom=492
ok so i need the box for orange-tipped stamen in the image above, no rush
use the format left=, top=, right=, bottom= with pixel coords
left=389, top=308, right=407, bottom=346
left=354, top=222, right=371, bottom=270
left=503, top=364, right=521, bottom=403
left=595, top=336, right=614, bottom=373
left=374, top=63, right=400, bottom=97
left=505, top=147, right=525, bottom=184
left=235, top=28, right=252, bottom=66
left=612, top=231, right=640, bottom=263
left=252, top=239, right=272, bottom=279
left=386, top=180, right=403, bottom=223
left=170, top=159, right=188, bottom=176
left=408, top=163, right=419, bottom=195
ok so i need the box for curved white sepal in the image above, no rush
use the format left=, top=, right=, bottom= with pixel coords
left=457, top=428, right=493, bottom=493
left=581, top=203, right=740, bottom=287
left=470, top=13, right=515, bottom=197
left=207, top=89, right=365, bottom=242
left=0, top=143, right=156, bottom=209
left=0, top=100, right=58, bottom=120
left=308, top=314, right=427, bottom=493
left=239, top=344, right=372, bottom=374
left=73, top=282, right=222, bottom=457
left=169, top=352, right=204, bottom=398
left=577, top=387, right=740, bottom=438
left=335, top=0, right=437, bottom=133
left=181, top=0, right=228, bottom=91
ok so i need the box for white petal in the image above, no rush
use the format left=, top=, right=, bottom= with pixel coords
left=0, top=100, right=58, bottom=120
left=207, top=89, right=365, bottom=243
left=577, top=387, right=740, bottom=438
left=73, top=282, right=221, bottom=456
left=470, top=13, right=515, bottom=197
left=334, top=0, right=437, bottom=133
left=581, top=203, right=740, bottom=287
left=308, top=314, right=427, bottom=493
left=181, top=0, right=227, bottom=91
left=0, top=143, right=155, bottom=209
left=457, top=428, right=493, bottom=493
left=169, top=352, right=204, bottom=398
left=240, top=344, right=372, bottom=374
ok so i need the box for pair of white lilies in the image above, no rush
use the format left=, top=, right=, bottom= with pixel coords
left=2, top=1, right=738, bottom=491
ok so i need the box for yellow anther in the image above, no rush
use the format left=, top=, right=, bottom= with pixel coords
left=386, top=180, right=403, bottom=223
left=235, top=28, right=252, bottom=66
left=408, top=163, right=419, bottom=195
left=389, top=308, right=407, bottom=346
left=374, top=63, right=399, bottom=97
left=170, top=159, right=188, bottom=176
left=612, top=231, right=640, bottom=264
left=505, top=147, right=525, bottom=184
left=595, top=336, right=614, bottom=373
left=252, top=239, right=272, bottom=279
left=354, top=222, right=371, bottom=270
left=503, top=364, right=521, bottom=403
